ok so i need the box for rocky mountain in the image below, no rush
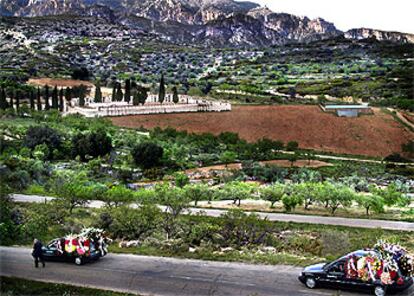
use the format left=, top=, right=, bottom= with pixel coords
left=247, top=7, right=340, bottom=42
left=0, top=0, right=259, bottom=23
left=344, top=28, right=414, bottom=44
left=0, top=0, right=412, bottom=47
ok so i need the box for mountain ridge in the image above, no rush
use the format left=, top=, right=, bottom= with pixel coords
left=1, top=0, right=413, bottom=46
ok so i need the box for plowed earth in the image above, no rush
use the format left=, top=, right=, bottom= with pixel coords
left=111, top=105, right=412, bottom=157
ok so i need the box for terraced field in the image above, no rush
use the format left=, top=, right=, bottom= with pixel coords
left=111, top=105, right=413, bottom=157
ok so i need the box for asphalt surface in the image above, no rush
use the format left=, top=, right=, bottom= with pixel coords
left=11, top=194, right=414, bottom=231
left=4, top=246, right=414, bottom=296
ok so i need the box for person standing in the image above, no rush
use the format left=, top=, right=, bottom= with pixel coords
left=32, top=238, right=45, bottom=268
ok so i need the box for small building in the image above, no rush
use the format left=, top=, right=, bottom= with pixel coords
left=320, top=103, right=372, bottom=117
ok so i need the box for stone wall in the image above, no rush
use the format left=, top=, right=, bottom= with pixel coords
left=66, top=96, right=231, bottom=117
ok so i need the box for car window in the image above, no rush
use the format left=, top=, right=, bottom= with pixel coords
left=47, top=240, right=57, bottom=248
left=329, top=261, right=345, bottom=273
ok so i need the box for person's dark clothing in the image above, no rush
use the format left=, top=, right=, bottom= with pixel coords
left=32, top=241, right=45, bottom=268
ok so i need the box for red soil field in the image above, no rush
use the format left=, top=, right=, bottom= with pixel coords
left=111, top=105, right=413, bottom=157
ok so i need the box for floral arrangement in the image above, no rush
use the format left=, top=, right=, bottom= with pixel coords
left=345, top=240, right=414, bottom=286
left=63, top=227, right=108, bottom=257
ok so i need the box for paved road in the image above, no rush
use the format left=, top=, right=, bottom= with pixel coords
left=4, top=246, right=412, bottom=296
left=278, top=150, right=413, bottom=167
left=11, top=194, right=414, bottom=232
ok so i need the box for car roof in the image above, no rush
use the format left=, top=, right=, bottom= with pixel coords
left=338, top=250, right=378, bottom=261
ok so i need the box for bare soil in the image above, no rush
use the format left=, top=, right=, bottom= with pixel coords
left=111, top=105, right=413, bottom=157
left=28, top=78, right=94, bottom=88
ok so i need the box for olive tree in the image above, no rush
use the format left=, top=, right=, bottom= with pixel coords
left=218, top=181, right=257, bottom=207
left=101, top=185, right=135, bottom=208
left=155, top=184, right=190, bottom=239
left=51, top=171, right=94, bottom=214
left=183, top=183, right=212, bottom=206
left=355, top=194, right=385, bottom=216
left=259, top=183, right=285, bottom=208
left=326, top=183, right=355, bottom=215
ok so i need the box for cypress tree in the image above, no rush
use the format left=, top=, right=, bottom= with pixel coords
left=116, top=83, right=123, bottom=102
left=132, top=89, right=139, bottom=106
left=64, top=87, right=72, bottom=102
left=79, top=90, right=85, bottom=107
left=59, top=88, right=64, bottom=112
left=124, top=79, right=131, bottom=103
left=15, top=90, right=20, bottom=110
left=138, top=86, right=148, bottom=105
left=94, top=81, right=102, bottom=103
left=52, top=85, right=58, bottom=109
left=44, top=85, right=50, bottom=110
left=0, top=87, right=7, bottom=110
left=9, top=90, right=14, bottom=109
left=36, top=87, right=42, bottom=111
left=111, top=83, right=116, bottom=102
left=158, top=74, right=165, bottom=104
left=172, top=86, right=179, bottom=104
left=29, top=90, right=35, bottom=110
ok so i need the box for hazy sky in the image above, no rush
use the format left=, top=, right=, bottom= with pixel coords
left=253, top=0, right=414, bottom=33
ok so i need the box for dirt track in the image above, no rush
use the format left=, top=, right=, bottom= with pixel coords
left=111, top=105, right=413, bottom=157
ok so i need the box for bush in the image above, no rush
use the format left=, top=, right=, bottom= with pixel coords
left=72, top=130, right=112, bottom=162
left=219, top=209, right=268, bottom=248
left=132, top=142, right=164, bottom=169
left=321, top=231, right=350, bottom=258
left=286, top=141, right=299, bottom=151
left=24, top=126, right=61, bottom=160
left=0, top=189, right=20, bottom=245
left=111, top=204, right=161, bottom=240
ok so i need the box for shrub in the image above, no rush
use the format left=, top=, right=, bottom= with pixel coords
left=321, top=231, right=351, bottom=258
left=24, top=126, right=61, bottom=160
left=110, top=204, right=161, bottom=240
left=72, top=130, right=112, bottom=161
left=286, top=141, right=299, bottom=151
left=132, top=142, right=164, bottom=169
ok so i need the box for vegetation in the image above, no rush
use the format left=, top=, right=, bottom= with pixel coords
left=0, top=277, right=136, bottom=296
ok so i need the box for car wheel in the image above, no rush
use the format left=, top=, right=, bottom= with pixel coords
left=374, top=285, right=386, bottom=296
left=75, top=257, right=83, bottom=265
left=305, top=277, right=317, bottom=289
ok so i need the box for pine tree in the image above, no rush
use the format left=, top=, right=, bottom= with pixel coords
left=52, top=85, right=58, bottom=109
left=172, top=86, right=179, bottom=104
left=36, top=87, right=42, bottom=111
left=124, top=79, right=131, bottom=103
left=0, top=87, right=7, bottom=110
left=116, top=83, right=123, bottom=101
left=59, top=88, right=64, bottom=112
left=111, top=83, right=116, bottom=102
left=44, top=85, right=50, bottom=110
left=29, top=90, right=35, bottom=110
left=94, top=81, right=102, bottom=103
left=158, top=74, right=165, bottom=104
